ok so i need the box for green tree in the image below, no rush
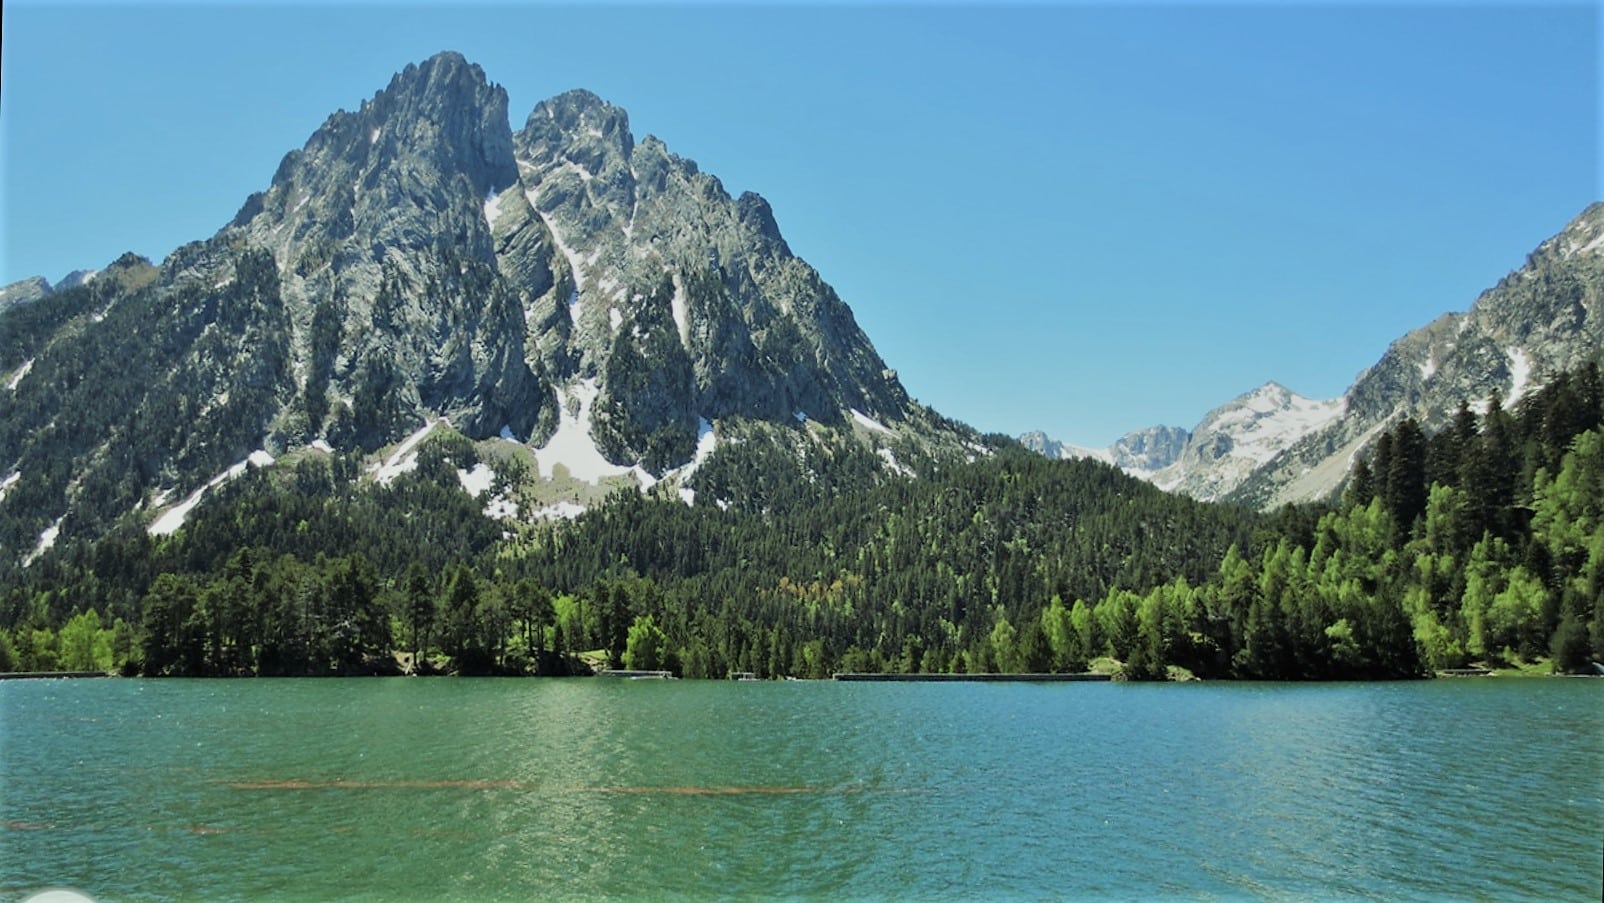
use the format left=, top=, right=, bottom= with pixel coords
left=1041, top=596, right=1075, bottom=672
left=623, top=614, right=670, bottom=672
left=58, top=609, right=110, bottom=672
left=140, top=573, right=202, bottom=675
left=440, top=564, right=489, bottom=673
left=988, top=615, right=1020, bottom=673
left=404, top=562, right=436, bottom=671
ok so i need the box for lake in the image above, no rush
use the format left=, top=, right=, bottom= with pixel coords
left=2, top=678, right=1599, bottom=901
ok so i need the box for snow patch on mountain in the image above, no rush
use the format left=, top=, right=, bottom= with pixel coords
left=1506, top=347, right=1532, bottom=405
left=878, top=447, right=915, bottom=478
left=529, top=193, right=587, bottom=325
left=371, top=420, right=442, bottom=486
left=456, top=463, right=496, bottom=497
left=24, top=515, right=64, bottom=567
left=455, top=462, right=519, bottom=520
left=684, top=418, right=718, bottom=472
left=671, top=273, right=690, bottom=349
left=533, top=379, right=638, bottom=484
left=0, top=471, right=19, bottom=504
left=851, top=409, right=891, bottom=435
left=531, top=500, right=587, bottom=521
left=6, top=359, right=33, bottom=391
left=1202, top=384, right=1345, bottom=467
left=149, top=450, right=275, bottom=536
left=659, top=418, right=720, bottom=505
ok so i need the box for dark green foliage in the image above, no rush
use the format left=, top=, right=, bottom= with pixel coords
left=593, top=277, right=698, bottom=474
left=0, top=248, right=292, bottom=572
left=4, top=359, right=1602, bottom=680
left=298, top=297, right=343, bottom=437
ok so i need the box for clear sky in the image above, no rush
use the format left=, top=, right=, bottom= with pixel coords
left=1, top=2, right=1597, bottom=447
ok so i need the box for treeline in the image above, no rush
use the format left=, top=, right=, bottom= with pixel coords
left=0, top=419, right=1260, bottom=676
left=3, top=362, right=1601, bottom=680
left=1095, top=362, right=1604, bottom=679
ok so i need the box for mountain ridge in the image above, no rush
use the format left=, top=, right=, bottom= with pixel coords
left=0, top=51, right=974, bottom=567
left=1024, top=202, right=1604, bottom=507
left=1022, top=381, right=1341, bottom=501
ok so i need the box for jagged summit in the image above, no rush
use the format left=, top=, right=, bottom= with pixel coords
left=1, top=52, right=964, bottom=564
left=507, top=77, right=911, bottom=440
left=1024, top=382, right=1341, bottom=501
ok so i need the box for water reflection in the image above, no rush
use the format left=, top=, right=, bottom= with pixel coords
left=2, top=679, right=1599, bottom=901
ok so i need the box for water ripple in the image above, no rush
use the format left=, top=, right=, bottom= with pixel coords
left=1, top=678, right=1598, bottom=901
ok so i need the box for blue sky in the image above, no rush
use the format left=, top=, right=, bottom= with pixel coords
left=1, top=2, right=1597, bottom=447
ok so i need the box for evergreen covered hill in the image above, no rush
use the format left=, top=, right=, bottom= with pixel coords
left=0, top=422, right=1262, bottom=676
left=6, top=359, right=1600, bottom=679
left=0, top=52, right=976, bottom=574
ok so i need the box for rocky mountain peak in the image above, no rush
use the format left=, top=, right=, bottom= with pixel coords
left=1, top=53, right=974, bottom=564
left=523, top=89, right=636, bottom=163
left=1227, top=202, right=1603, bottom=508
left=1553, top=201, right=1604, bottom=260
left=358, top=50, right=518, bottom=198
left=0, top=276, right=53, bottom=314
left=505, top=82, right=911, bottom=445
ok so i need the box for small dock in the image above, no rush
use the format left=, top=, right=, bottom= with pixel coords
left=1436, top=668, right=1495, bottom=677
left=832, top=672, right=1112, bottom=682
left=0, top=670, right=112, bottom=680
left=595, top=669, right=675, bottom=679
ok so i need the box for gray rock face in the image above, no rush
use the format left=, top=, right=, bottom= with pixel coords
left=1027, top=204, right=1603, bottom=508
left=2, top=51, right=967, bottom=562
left=225, top=50, right=547, bottom=445
left=509, top=88, right=911, bottom=452
left=1114, top=425, right=1191, bottom=473
left=1021, top=425, right=1188, bottom=474
left=1022, top=385, right=1338, bottom=501
left=0, top=276, right=52, bottom=314
left=1154, top=383, right=1342, bottom=501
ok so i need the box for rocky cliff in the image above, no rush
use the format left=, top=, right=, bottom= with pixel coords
left=0, top=51, right=965, bottom=566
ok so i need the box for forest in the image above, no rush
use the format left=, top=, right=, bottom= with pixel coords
left=2, top=360, right=1600, bottom=681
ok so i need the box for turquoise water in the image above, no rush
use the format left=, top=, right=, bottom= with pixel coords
left=2, top=678, right=1599, bottom=901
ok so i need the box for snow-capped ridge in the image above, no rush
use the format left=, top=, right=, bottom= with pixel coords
left=1022, top=382, right=1342, bottom=502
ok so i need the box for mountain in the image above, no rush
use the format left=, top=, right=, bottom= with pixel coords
left=0, top=277, right=52, bottom=314
left=0, top=270, right=98, bottom=316
left=1020, top=425, right=1187, bottom=474
left=1026, top=203, right=1604, bottom=508
left=1228, top=202, right=1604, bottom=508
left=1023, top=384, right=1340, bottom=501
left=0, top=52, right=972, bottom=569
left=1156, top=383, right=1343, bottom=500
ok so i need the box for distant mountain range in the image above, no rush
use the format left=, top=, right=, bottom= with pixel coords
left=1025, top=202, right=1604, bottom=505
left=2, top=50, right=1598, bottom=572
